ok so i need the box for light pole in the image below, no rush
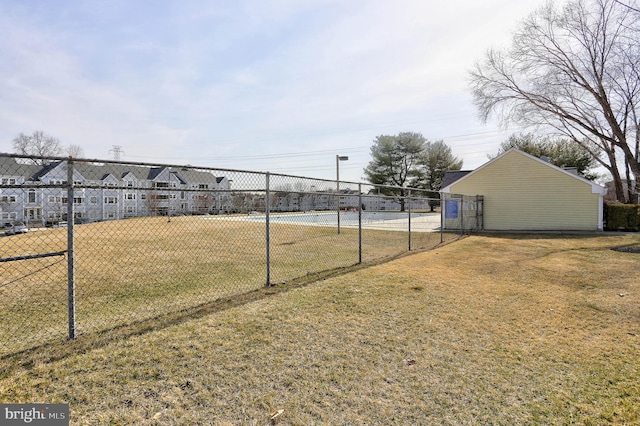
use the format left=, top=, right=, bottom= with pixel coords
left=336, top=155, right=349, bottom=234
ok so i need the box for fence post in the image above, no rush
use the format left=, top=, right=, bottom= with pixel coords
left=440, top=192, right=444, bottom=244
left=476, top=195, right=483, bottom=231
left=66, top=158, right=76, bottom=340
left=460, top=197, right=464, bottom=236
left=265, top=172, right=271, bottom=286
left=358, top=183, right=362, bottom=264
left=407, top=189, right=412, bottom=251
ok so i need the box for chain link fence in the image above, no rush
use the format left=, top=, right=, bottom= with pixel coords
left=442, top=193, right=484, bottom=232
left=0, top=153, right=475, bottom=355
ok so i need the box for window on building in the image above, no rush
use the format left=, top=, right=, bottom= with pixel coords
left=28, top=189, right=36, bottom=203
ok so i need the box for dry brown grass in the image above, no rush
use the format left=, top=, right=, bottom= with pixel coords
left=1, top=215, right=448, bottom=353
left=1, top=233, right=639, bottom=424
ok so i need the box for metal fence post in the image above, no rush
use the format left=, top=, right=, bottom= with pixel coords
left=66, top=158, right=76, bottom=340
left=407, top=189, right=412, bottom=251
left=440, top=192, right=444, bottom=244
left=358, top=183, right=362, bottom=264
left=477, top=195, right=483, bottom=231
left=265, top=172, right=271, bottom=286
left=460, top=196, right=464, bottom=235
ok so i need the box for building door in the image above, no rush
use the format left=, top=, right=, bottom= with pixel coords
left=24, top=208, right=42, bottom=221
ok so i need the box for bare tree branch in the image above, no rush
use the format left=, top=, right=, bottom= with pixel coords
left=12, top=131, right=63, bottom=165
left=469, top=0, right=640, bottom=202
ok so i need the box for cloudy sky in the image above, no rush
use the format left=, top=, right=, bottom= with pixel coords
left=0, top=0, right=547, bottom=183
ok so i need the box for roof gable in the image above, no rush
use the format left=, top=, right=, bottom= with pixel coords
left=29, top=161, right=63, bottom=181
left=442, top=148, right=605, bottom=194
left=441, top=170, right=472, bottom=188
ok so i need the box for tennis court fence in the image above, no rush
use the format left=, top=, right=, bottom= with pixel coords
left=0, top=153, right=481, bottom=355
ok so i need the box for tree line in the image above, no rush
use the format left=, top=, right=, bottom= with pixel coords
left=363, top=132, right=461, bottom=192
left=362, top=131, right=599, bottom=208
left=11, top=131, right=84, bottom=165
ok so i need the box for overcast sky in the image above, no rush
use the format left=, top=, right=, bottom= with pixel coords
left=0, top=0, right=548, bottom=183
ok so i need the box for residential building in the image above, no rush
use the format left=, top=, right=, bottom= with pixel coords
left=0, top=158, right=232, bottom=226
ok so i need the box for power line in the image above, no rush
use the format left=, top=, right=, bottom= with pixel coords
left=109, top=145, right=124, bottom=160
left=118, top=126, right=518, bottom=166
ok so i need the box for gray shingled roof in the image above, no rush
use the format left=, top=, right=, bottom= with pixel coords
left=0, top=156, right=41, bottom=181
left=26, top=160, right=60, bottom=181
left=1, top=157, right=220, bottom=186
left=441, top=170, right=472, bottom=189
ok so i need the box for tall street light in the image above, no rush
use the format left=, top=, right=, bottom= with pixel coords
left=336, top=155, right=349, bottom=234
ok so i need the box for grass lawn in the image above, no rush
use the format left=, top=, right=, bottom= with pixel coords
left=1, top=233, right=639, bottom=424
left=1, top=215, right=451, bottom=354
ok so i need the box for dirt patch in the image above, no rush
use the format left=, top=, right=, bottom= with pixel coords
left=612, top=245, right=640, bottom=253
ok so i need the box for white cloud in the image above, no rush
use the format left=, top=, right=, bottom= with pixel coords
left=0, top=0, right=546, bottom=181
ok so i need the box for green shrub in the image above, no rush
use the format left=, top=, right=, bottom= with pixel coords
left=605, top=204, right=640, bottom=231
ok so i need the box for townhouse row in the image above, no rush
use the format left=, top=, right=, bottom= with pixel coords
left=0, top=157, right=231, bottom=226
left=1, top=156, right=436, bottom=227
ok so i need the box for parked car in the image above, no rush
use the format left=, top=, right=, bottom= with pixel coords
left=4, top=222, right=29, bottom=236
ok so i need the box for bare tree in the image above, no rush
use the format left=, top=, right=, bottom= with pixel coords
left=470, top=0, right=640, bottom=203
left=12, top=131, right=63, bottom=165
left=66, top=144, right=85, bottom=159
left=613, top=0, right=640, bottom=13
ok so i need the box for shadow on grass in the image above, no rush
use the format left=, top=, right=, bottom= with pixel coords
left=0, top=239, right=460, bottom=378
left=611, top=244, right=640, bottom=253
left=478, top=231, right=640, bottom=255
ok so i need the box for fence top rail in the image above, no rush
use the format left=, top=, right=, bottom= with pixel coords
left=1, top=152, right=444, bottom=196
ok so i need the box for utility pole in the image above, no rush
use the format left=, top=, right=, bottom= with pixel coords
left=109, top=145, right=124, bottom=161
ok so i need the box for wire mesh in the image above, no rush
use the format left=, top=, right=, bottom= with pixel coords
left=442, top=193, right=484, bottom=233
left=0, top=153, right=472, bottom=355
